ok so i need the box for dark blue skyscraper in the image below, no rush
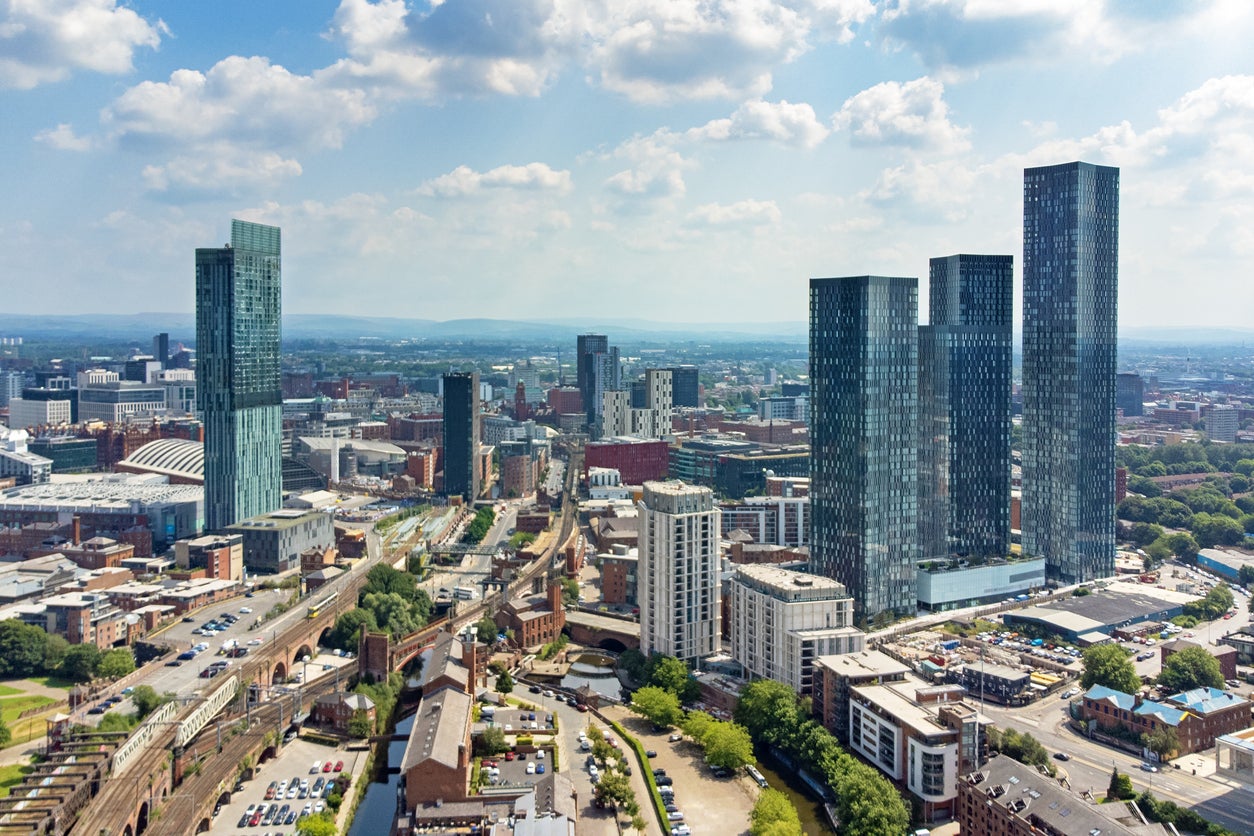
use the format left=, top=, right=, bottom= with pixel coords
left=810, top=276, right=918, bottom=620
left=196, top=220, right=283, bottom=531
left=919, top=255, right=1013, bottom=563
left=1022, top=162, right=1119, bottom=583
left=442, top=371, right=481, bottom=499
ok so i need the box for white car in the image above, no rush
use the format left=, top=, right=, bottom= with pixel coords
left=536, top=750, right=545, bottom=759
left=240, top=606, right=253, bottom=614
left=526, top=762, right=536, bottom=775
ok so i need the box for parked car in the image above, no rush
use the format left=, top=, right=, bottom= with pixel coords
left=669, top=733, right=683, bottom=742
left=667, top=812, right=685, bottom=822
left=646, top=750, right=658, bottom=758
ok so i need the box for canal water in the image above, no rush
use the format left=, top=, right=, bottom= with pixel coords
left=559, top=652, right=623, bottom=700
left=346, top=713, right=413, bottom=836
left=753, top=755, right=837, bottom=835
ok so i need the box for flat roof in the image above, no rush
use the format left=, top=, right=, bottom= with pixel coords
left=815, top=649, right=910, bottom=679
left=733, top=563, right=849, bottom=599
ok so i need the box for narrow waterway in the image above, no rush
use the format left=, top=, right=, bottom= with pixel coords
left=346, top=713, right=413, bottom=836
left=559, top=652, right=623, bottom=700
left=753, top=755, right=837, bottom=835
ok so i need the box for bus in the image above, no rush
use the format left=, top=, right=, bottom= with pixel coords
left=453, top=586, right=479, bottom=600
left=307, top=591, right=338, bottom=619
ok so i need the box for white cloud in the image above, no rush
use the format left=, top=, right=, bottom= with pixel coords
left=687, top=198, right=781, bottom=226
left=833, top=76, right=969, bottom=152
left=689, top=99, right=829, bottom=149
left=141, top=149, right=304, bottom=193
left=604, top=132, right=691, bottom=199
left=418, top=162, right=573, bottom=197
left=0, top=0, right=163, bottom=89
left=34, top=123, right=92, bottom=151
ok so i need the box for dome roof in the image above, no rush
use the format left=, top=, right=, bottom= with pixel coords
left=118, top=438, right=204, bottom=482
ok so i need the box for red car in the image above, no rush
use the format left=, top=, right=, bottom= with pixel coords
left=504, top=751, right=515, bottom=761
left=322, top=761, right=333, bottom=773
left=249, top=812, right=263, bottom=827
left=576, top=704, right=589, bottom=713
left=334, top=760, right=344, bottom=772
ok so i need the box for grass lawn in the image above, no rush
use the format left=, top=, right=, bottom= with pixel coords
left=0, top=695, right=58, bottom=749
left=0, top=763, right=35, bottom=799
left=0, top=686, right=21, bottom=698
left=27, top=676, right=76, bottom=691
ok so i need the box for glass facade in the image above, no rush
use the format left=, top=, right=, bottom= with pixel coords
left=919, top=255, right=1013, bottom=563
left=810, top=276, right=918, bottom=620
left=1022, top=162, right=1119, bottom=583
left=442, top=372, right=480, bottom=499
left=196, top=219, right=283, bottom=532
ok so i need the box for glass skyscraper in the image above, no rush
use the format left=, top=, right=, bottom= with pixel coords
left=196, top=220, right=283, bottom=532
left=442, top=371, right=481, bottom=499
left=810, top=276, right=918, bottom=621
left=1022, top=162, right=1119, bottom=584
left=919, top=255, right=1013, bottom=563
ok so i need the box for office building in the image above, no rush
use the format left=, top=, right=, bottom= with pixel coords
left=442, top=372, right=480, bottom=499
left=1116, top=372, right=1144, bottom=417
left=638, top=481, right=720, bottom=663
left=0, top=371, right=23, bottom=408
left=728, top=564, right=862, bottom=694
left=810, top=276, right=919, bottom=620
left=196, top=219, right=283, bottom=532
left=7, top=395, right=72, bottom=429
left=224, top=508, right=335, bottom=574
left=668, top=365, right=700, bottom=408
left=1021, top=162, right=1119, bottom=584
left=919, top=255, right=1013, bottom=564
left=152, top=333, right=169, bottom=369
left=600, top=389, right=632, bottom=438
left=78, top=380, right=168, bottom=423
left=577, top=333, right=607, bottom=422
left=0, top=426, right=52, bottom=485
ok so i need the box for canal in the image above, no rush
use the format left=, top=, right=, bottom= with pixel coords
left=346, top=712, right=413, bottom=836
left=754, top=754, right=837, bottom=835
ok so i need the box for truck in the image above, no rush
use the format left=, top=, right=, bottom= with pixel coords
left=453, top=586, right=480, bottom=600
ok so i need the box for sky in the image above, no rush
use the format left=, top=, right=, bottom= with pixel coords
left=3, top=0, right=1254, bottom=327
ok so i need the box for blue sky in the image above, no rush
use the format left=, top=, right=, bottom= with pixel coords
left=3, top=0, right=1254, bottom=326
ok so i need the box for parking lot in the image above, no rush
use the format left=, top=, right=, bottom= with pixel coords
left=207, top=735, right=365, bottom=834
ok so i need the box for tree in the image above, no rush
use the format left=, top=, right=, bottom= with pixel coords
left=130, top=685, right=172, bottom=719
left=97, top=711, right=138, bottom=733
left=648, top=656, right=699, bottom=703
left=496, top=670, right=514, bottom=695
left=295, top=812, right=338, bottom=836
left=96, top=648, right=135, bottom=680
left=1107, top=768, right=1135, bottom=801
left=0, top=620, right=52, bottom=678
left=701, top=722, right=755, bottom=769
left=1165, top=532, right=1199, bottom=562
left=363, top=563, right=418, bottom=600
left=681, top=710, right=715, bottom=742
left=328, top=608, right=379, bottom=651
left=361, top=591, right=426, bottom=637
left=560, top=578, right=579, bottom=607
left=347, top=709, right=374, bottom=739
left=990, top=728, right=1055, bottom=776
left=750, top=789, right=802, bottom=836
left=629, top=686, right=683, bottom=728
left=1157, top=646, right=1225, bottom=694
left=832, top=759, right=912, bottom=836
left=734, top=680, right=802, bottom=746
left=476, top=725, right=507, bottom=755
left=59, top=644, right=101, bottom=682
left=1128, top=522, right=1165, bottom=548
left=0, top=717, right=11, bottom=748
left=1081, top=644, right=1141, bottom=694
left=630, top=815, right=647, bottom=834
left=474, top=616, right=499, bottom=644
left=1142, top=725, right=1180, bottom=760
left=593, top=768, right=635, bottom=810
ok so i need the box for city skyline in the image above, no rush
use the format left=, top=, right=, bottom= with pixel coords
left=3, top=2, right=1254, bottom=326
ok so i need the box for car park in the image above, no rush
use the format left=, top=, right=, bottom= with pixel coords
left=667, top=812, right=685, bottom=822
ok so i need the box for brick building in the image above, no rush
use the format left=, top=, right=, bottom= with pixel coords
left=497, top=583, right=566, bottom=649
left=1081, top=684, right=1252, bottom=755
left=312, top=692, right=377, bottom=734
left=1160, top=638, right=1238, bottom=681
left=585, top=437, right=669, bottom=486
left=599, top=547, right=637, bottom=605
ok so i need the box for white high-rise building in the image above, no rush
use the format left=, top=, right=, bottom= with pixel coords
left=638, top=481, right=721, bottom=663
left=601, top=389, right=632, bottom=438
left=728, top=564, right=864, bottom=695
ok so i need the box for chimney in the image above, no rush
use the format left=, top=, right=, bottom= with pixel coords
left=71, top=516, right=81, bottom=546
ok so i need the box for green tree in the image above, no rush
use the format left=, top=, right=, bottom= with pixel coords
left=496, top=670, right=514, bottom=695
left=648, top=656, right=699, bottom=703
left=701, top=721, right=755, bottom=769
left=474, top=616, right=499, bottom=644
left=629, top=686, right=683, bottom=728
left=328, top=608, right=379, bottom=651
left=363, top=563, right=419, bottom=600
left=681, top=710, right=715, bottom=742
left=1142, top=725, right=1180, bottom=760
left=1127, top=522, right=1165, bottom=548
left=1107, top=768, right=1135, bottom=801
left=0, top=717, right=11, bottom=747
left=1081, top=644, right=1141, bottom=694
left=96, top=648, right=135, bottom=679
left=96, top=711, right=138, bottom=733
left=593, top=768, right=635, bottom=809
left=1157, top=646, right=1225, bottom=693
left=750, top=789, right=802, bottom=836
left=475, top=725, right=507, bottom=755
left=630, top=815, right=647, bottom=834
left=130, top=685, right=172, bottom=719
left=58, top=643, right=101, bottom=682
left=43, top=633, right=69, bottom=672
left=560, top=577, right=579, bottom=607
left=0, top=620, right=52, bottom=678
left=295, top=812, right=338, bottom=836
left=734, top=680, right=801, bottom=745
left=347, top=709, right=374, bottom=739
left=832, top=759, right=911, bottom=836
left=1165, top=532, right=1200, bottom=562
left=361, top=591, right=426, bottom=637
left=989, top=728, right=1055, bottom=776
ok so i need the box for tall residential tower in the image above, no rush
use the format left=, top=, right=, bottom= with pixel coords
left=809, top=276, right=919, bottom=620
left=196, top=220, right=283, bottom=532
left=442, top=372, right=481, bottom=500
left=919, top=255, right=1013, bottom=563
left=638, top=481, right=721, bottom=664
left=1021, top=162, right=1119, bottom=583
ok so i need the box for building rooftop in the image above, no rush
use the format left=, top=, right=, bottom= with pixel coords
left=400, top=687, right=473, bottom=773
left=117, top=439, right=204, bottom=482
left=815, top=649, right=910, bottom=679
left=226, top=509, right=326, bottom=532
left=0, top=474, right=202, bottom=511
left=733, top=563, right=849, bottom=601
left=1134, top=701, right=1186, bottom=727
left=964, top=754, right=1171, bottom=835
left=1084, top=684, right=1138, bottom=712
left=1217, top=726, right=1254, bottom=753
left=1167, top=686, right=1248, bottom=715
